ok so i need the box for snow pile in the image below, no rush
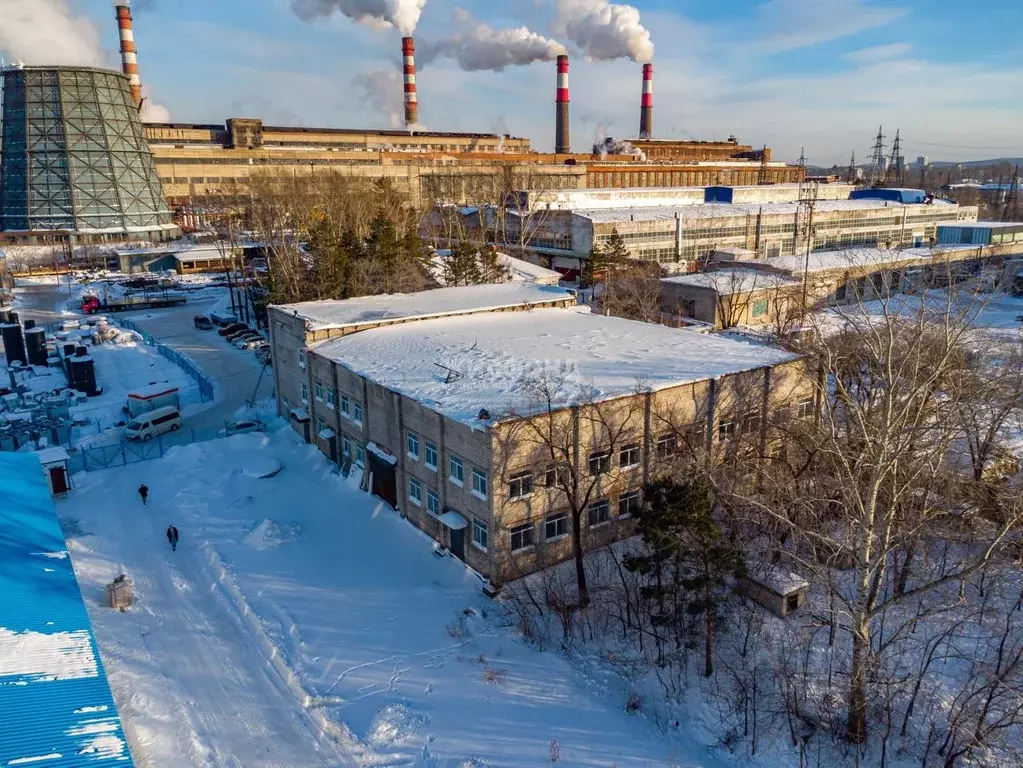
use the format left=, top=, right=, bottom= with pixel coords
left=366, top=702, right=430, bottom=748
left=244, top=519, right=303, bottom=551
left=0, top=628, right=98, bottom=682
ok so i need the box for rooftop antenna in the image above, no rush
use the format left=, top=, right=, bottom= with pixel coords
left=434, top=363, right=465, bottom=384
left=868, top=126, right=886, bottom=187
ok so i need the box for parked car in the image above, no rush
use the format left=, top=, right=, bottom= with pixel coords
left=218, top=322, right=248, bottom=337
left=125, top=406, right=182, bottom=441
left=225, top=329, right=256, bottom=343
left=218, top=418, right=266, bottom=438
left=210, top=311, right=240, bottom=327
left=235, top=336, right=266, bottom=350
left=193, top=315, right=214, bottom=330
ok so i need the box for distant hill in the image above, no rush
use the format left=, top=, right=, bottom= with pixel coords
left=929, top=158, right=1023, bottom=169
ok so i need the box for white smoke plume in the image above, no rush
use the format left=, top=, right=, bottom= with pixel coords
left=353, top=68, right=407, bottom=129
left=0, top=0, right=104, bottom=66
left=292, top=0, right=427, bottom=36
left=142, top=100, right=171, bottom=123
left=419, top=10, right=566, bottom=72
left=553, top=0, right=654, bottom=63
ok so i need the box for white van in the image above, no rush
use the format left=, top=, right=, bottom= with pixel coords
left=125, top=406, right=182, bottom=441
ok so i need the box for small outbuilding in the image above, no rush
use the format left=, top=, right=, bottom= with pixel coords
left=35, top=446, right=72, bottom=496
left=739, top=565, right=810, bottom=618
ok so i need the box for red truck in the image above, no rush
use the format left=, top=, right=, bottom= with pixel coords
left=81, top=293, right=187, bottom=314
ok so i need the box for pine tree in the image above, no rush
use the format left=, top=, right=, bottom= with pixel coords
left=625, top=477, right=745, bottom=676
left=478, top=245, right=511, bottom=284
left=586, top=228, right=631, bottom=288
left=444, top=241, right=483, bottom=286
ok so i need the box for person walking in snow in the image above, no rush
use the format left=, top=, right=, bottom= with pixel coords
left=166, top=525, right=179, bottom=552
left=138, top=483, right=149, bottom=505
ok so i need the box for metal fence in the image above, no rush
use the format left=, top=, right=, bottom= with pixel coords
left=117, top=318, right=216, bottom=402
left=68, top=424, right=228, bottom=473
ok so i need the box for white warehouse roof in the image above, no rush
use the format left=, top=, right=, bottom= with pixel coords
left=663, top=269, right=800, bottom=294
left=274, top=283, right=574, bottom=332
left=312, top=306, right=796, bottom=426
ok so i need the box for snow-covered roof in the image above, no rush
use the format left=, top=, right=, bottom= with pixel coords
left=312, top=306, right=796, bottom=426
left=275, top=283, right=574, bottom=332
left=575, top=198, right=957, bottom=225
left=0, top=453, right=134, bottom=765
left=759, top=246, right=973, bottom=275
left=943, top=221, right=1023, bottom=229
left=662, top=269, right=800, bottom=295
left=34, top=447, right=70, bottom=465
left=747, top=565, right=810, bottom=596
left=430, top=251, right=561, bottom=286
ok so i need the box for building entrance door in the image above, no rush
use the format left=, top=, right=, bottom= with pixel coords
left=449, top=528, right=465, bottom=561
left=49, top=467, right=68, bottom=495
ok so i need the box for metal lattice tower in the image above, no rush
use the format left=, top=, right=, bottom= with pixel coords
left=847, top=150, right=857, bottom=184
left=868, top=126, right=886, bottom=187
left=0, top=65, right=178, bottom=241
left=885, top=129, right=903, bottom=186
left=1003, top=166, right=1019, bottom=222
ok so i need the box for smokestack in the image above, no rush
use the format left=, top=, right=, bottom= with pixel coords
left=114, top=4, right=142, bottom=107
left=639, top=63, right=653, bottom=139
left=555, top=54, right=570, bottom=155
left=402, top=36, right=419, bottom=126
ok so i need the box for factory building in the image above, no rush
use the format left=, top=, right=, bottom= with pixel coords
left=481, top=186, right=978, bottom=277
left=0, top=65, right=179, bottom=245
left=267, top=283, right=809, bottom=585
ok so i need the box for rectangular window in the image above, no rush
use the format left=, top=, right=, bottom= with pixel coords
left=619, top=444, right=641, bottom=468
left=355, top=445, right=365, bottom=464
left=353, top=403, right=363, bottom=424
left=342, top=436, right=352, bottom=457
left=472, top=518, right=489, bottom=551
left=718, top=421, right=737, bottom=441
left=797, top=399, right=815, bottom=419
left=472, top=468, right=488, bottom=500
left=424, top=442, right=438, bottom=470
left=656, top=434, right=677, bottom=458
left=588, top=450, right=611, bottom=476
left=618, top=491, right=640, bottom=519
left=449, top=455, right=464, bottom=486
left=743, top=411, right=762, bottom=434
left=326, top=389, right=336, bottom=408
left=341, top=396, right=351, bottom=417
left=508, top=471, right=533, bottom=499
left=299, top=349, right=306, bottom=369
left=408, top=476, right=423, bottom=506
left=316, top=416, right=326, bottom=433
left=427, top=488, right=440, bottom=517
left=407, top=432, right=420, bottom=460
left=314, top=381, right=324, bottom=402
left=300, top=383, right=309, bottom=403
left=588, top=500, right=611, bottom=527
left=752, top=299, right=769, bottom=318
left=545, top=513, right=568, bottom=541
left=510, top=523, right=534, bottom=552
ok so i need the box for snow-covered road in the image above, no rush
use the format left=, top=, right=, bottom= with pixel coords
left=65, top=467, right=351, bottom=767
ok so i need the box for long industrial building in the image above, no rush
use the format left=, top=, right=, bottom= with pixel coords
left=472, top=185, right=979, bottom=276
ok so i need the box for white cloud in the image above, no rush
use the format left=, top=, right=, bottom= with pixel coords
left=752, top=0, right=908, bottom=53
left=845, top=42, right=913, bottom=63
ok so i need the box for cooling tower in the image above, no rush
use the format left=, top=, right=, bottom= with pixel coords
left=0, top=65, right=179, bottom=242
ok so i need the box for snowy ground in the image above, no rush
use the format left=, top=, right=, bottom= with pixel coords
left=58, top=429, right=716, bottom=768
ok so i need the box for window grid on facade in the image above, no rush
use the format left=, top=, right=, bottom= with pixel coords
left=353, top=403, right=363, bottom=424
left=509, top=471, right=533, bottom=499
left=409, top=476, right=423, bottom=506
left=427, top=488, right=440, bottom=517
left=326, top=389, right=336, bottom=408
left=718, top=421, right=737, bottom=441
left=314, top=382, right=324, bottom=402
left=619, top=492, right=640, bottom=518
left=300, top=383, right=308, bottom=403
left=424, top=442, right=438, bottom=470
left=299, top=349, right=306, bottom=368
left=619, top=444, right=641, bottom=468
left=472, top=468, right=488, bottom=499
left=407, top=432, right=420, bottom=460
left=449, top=455, right=464, bottom=485
left=588, top=450, right=611, bottom=476
left=510, top=523, right=534, bottom=552
left=545, top=513, right=568, bottom=540
left=797, top=399, right=815, bottom=418
left=472, top=519, right=489, bottom=551
left=588, top=500, right=611, bottom=527
left=341, top=396, right=350, bottom=417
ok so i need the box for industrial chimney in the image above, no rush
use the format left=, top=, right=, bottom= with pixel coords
left=555, top=55, right=570, bottom=155
left=639, top=64, right=653, bottom=139
left=114, top=4, right=142, bottom=107
left=402, top=37, right=419, bottom=126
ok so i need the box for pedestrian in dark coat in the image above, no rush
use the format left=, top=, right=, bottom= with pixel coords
left=166, top=525, right=179, bottom=552
left=138, top=484, right=149, bottom=505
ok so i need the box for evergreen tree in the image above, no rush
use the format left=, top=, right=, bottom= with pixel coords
left=584, top=228, right=631, bottom=289
left=444, top=241, right=483, bottom=286
left=478, top=245, right=511, bottom=284
left=624, top=477, right=745, bottom=676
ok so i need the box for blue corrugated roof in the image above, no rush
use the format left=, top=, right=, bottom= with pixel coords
left=0, top=453, right=135, bottom=766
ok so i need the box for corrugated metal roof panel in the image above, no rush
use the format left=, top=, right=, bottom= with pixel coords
left=0, top=453, right=135, bottom=766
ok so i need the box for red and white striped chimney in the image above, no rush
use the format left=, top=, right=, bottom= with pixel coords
left=555, top=54, right=570, bottom=155
left=639, top=63, right=653, bottom=139
left=402, top=37, right=419, bottom=126
left=114, top=4, right=142, bottom=107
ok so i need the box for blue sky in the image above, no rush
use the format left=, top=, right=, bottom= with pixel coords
left=24, top=0, right=1023, bottom=165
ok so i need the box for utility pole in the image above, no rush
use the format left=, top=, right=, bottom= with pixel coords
left=797, top=168, right=820, bottom=321
left=868, top=126, right=886, bottom=187
left=757, top=145, right=769, bottom=186
left=1003, top=166, right=1019, bottom=222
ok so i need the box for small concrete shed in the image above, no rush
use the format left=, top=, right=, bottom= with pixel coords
left=739, top=565, right=810, bottom=618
